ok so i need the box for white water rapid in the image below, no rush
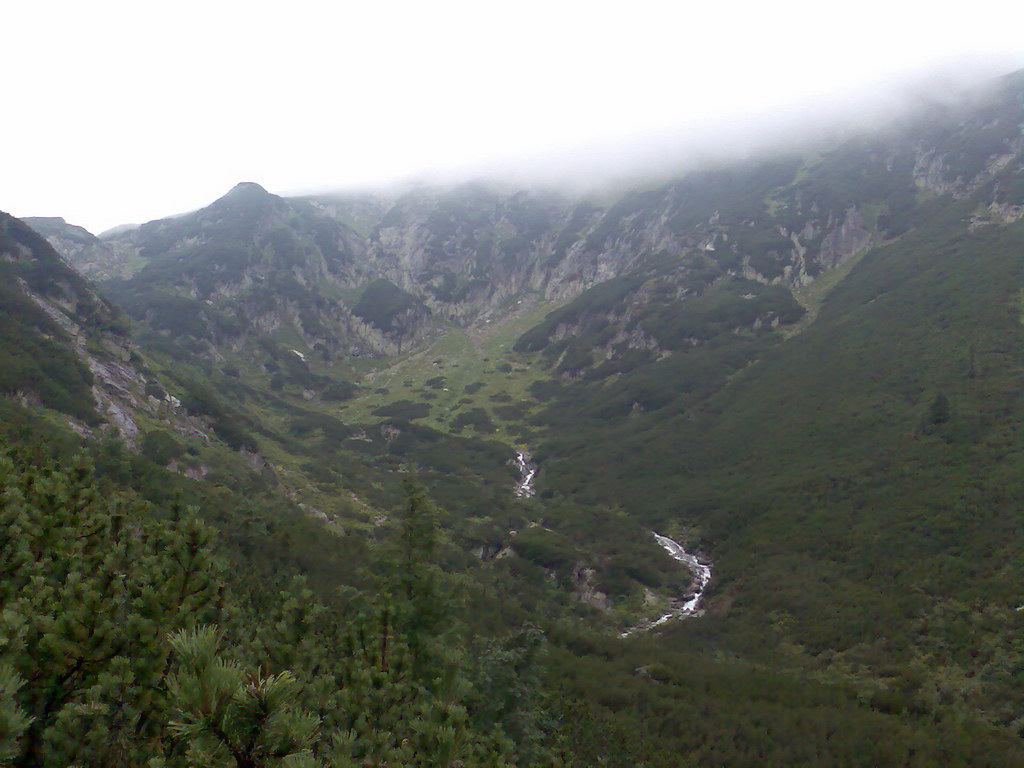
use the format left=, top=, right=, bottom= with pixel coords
left=513, top=450, right=536, bottom=498
left=508, top=454, right=709, bottom=635
left=621, top=532, right=712, bottom=637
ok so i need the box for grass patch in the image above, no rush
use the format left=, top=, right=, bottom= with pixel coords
left=335, top=299, right=569, bottom=445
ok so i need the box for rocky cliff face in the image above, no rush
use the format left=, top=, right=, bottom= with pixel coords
left=507, top=71, right=1024, bottom=374
left=34, top=71, right=1024, bottom=380
left=366, top=186, right=581, bottom=322
left=22, top=216, right=139, bottom=281
left=0, top=212, right=192, bottom=442
left=98, top=182, right=408, bottom=358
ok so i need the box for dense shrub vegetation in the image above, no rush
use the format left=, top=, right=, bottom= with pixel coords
left=353, top=279, right=427, bottom=333
left=0, top=448, right=566, bottom=766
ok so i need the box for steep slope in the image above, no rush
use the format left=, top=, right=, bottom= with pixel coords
left=95, top=154, right=898, bottom=372
left=3, top=212, right=315, bottom=488
left=102, top=182, right=431, bottom=360
left=529, top=153, right=1024, bottom=726
left=513, top=70, right=1024, bottom=385
left=363, top=185, right=592, bottom=321
left=0, top=211, right=183, bottom=441
left=22, top=215, right=142, bottom=280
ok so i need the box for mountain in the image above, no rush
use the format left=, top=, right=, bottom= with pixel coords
left=6, top=68, right=1024, bottom=766
left=0, top=211, right=191, bottom=443
left=79, top=74, right=1023, bottom=382
left=99, top=182, right=408, bottom=357
left=516, top=70, right=1024, bottom=733
left=22, top=215, right=140, bottom=281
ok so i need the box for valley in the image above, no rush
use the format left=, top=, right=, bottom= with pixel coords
left=1, top=67, right=1023, bottom=766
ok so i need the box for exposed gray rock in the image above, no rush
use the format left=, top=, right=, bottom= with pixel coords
left=818, top=207, right=874, bottom=270
left=24, top=216, right=143, bottom=281
left=913, top=149, right=959, bottom=196
left=573, top=563, right=612, bottom=612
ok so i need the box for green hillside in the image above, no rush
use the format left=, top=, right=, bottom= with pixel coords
left=0, top=212, right=130, bottom=422
left=2, top=69, right=1024, bottom=765
left=534, top=202, right=1024, bottom=725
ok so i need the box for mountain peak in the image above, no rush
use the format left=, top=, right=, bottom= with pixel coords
left=226, top=181, right=269, bottom=197
left=208, top=181, right=277, bottom=213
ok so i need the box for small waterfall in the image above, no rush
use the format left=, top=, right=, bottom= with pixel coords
left=513, top=450, right=536, bottom=498
left=621, top=532, right=711, bottom=636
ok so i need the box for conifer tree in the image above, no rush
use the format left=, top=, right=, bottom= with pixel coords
left=165, top=626, right=321, bottom=768
left=0, top=452, right=222, bottom=766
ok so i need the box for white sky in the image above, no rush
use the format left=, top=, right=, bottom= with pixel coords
left=4, top=0, right=1024, bottom=234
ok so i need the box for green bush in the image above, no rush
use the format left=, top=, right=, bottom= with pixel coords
left=141, top=429, right=184, bottom=466
left=373, top=400, right=431, bottom=420
left=451, top=408, right=496, bottom=433
left=323, top=379, right=357, bottom=401
left=353, top=279, right=426, bottom=332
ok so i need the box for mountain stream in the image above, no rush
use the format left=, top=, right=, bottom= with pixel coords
left=513, top=450, right=536, bottom=498
left=511, top=450, right=710, bottom=635
left=621, top=533, right=712, bottom=637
